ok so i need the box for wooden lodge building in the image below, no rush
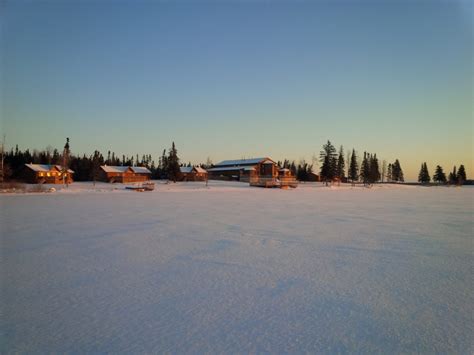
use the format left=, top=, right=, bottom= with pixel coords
left=208, top=157, right=297, bottom=188
left=99, top=166, right=152, bottom=183
left=23, top=164, right=74, bottom=184
left=180, top=166, right=208, bottom=181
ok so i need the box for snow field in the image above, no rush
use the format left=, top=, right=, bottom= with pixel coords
left=1, top=182, right=473, bottom=352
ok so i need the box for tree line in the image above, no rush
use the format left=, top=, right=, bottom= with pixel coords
left=0, top=140, right=192, bottom=183
left=318, top=140, right=404, bottom=186
left=0, top=138, right=469, bottom=185
left=418, top=163, right=467, bottom=185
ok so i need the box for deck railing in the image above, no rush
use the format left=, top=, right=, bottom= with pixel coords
left=249, top=176, right=298, bottom=188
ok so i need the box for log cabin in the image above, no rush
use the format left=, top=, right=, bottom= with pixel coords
left=208, top=157, right=278, bottom=182
left=23, top=164, right=74, bottom=184
left=99, top=166, right=152, bottom=183
left=208, top=157, right=297, bottom=188
left=180, top=166, right=208, bottom=181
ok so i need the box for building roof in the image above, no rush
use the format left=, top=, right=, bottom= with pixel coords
left=180, top=166, right=207, bottom=174
left=131, top=166, right=151, bottom=174
left=194, top=167, right=207, bottom=174
left=214, top=157, right=274, bottom=167
left=207, top=166, right=247, bottom=172
left=101, top=165, right=131, bottom=173
left=100, top=165, right=151, bottom=174
left=25, top=164, right=74, bottom=173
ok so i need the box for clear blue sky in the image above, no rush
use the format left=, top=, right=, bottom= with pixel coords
left=2, top=0, right=472, bottom=180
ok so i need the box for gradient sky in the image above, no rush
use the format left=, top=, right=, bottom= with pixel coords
left=2, top=0, right=472, bottom=180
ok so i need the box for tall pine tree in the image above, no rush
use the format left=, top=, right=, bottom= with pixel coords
left=433, top=165, right=447, bottom=184
left=336, top=145, right=345, bottom=182
left=319, top=140, right=337, bottom=185
left=167, top=142, right=181, bottom=183
left=456, top=165, right=466, bottom=185
left=61, top=138, right=71, bottom=186
left=348, top=149, right=358, bottom=185
left=418, top=162, right=430, bottom=184
left=360, top=152, right=370, bottom=186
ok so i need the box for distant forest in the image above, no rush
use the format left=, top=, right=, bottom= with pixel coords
left=0, top=138, right=469, bottom=185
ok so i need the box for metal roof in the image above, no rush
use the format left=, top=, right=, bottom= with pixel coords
left=214, top=157, right=272, bottom=167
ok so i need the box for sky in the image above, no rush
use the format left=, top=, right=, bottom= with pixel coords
left=1, top=0, right=472, bottom=180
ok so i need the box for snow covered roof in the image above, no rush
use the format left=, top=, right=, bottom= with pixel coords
left=194, top=167, right=207, bottom=174
left=214, top=157, right=274, bottom=167
left=131, top=166, right=151, bottom=174
left=100, top=165, right=151, bottom=174
left=180, top=166, right=193, bottom=173
left=101, top=166, right=130, bottom=173
left=25, top=164, right=74, bottom=173
left=207, top=166, right=247, bottom=172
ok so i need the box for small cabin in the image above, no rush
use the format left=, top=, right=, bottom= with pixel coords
left=23, top=164, right=74, bottom=184
left=99, top=166, right=152, bottom=183
left=180, top=166, right=208, bottom=181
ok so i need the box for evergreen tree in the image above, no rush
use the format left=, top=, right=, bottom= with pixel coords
left=387, top=163, right=393, bottom=182
left=348, top=149, right=358, bottom=185
left=368, top=153, right=381, bottom=184
left=52, top=149, right=61, bottom=164
left=290, top=161, right=297, bottom=176
left=433, top=165, right=447, bottom=184
left=418, top=162, right=430, bottom=184
left=90, top=150, right=104, bottom=185
left=319, top=140, right=337, bottom=185
left=448, top=166, right=457, bottom=184
left=456, top=165, right=466, bottom=185
left=336, top=145, right=345, bottom=182
left=61, top=138, right=71, bottom=186
left=391, top=159, right=404, bottom=182
left=167, top=142, right=181, bottom=183
left=360, top=152, right=370, bottom=185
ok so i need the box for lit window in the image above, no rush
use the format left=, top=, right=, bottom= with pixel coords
left=47, top=173, right=50, bottom=177
left=39, top=173, right=43, bottom=177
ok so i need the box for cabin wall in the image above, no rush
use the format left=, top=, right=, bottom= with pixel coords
left=101, top=171, right=151, bottom=183
left=22, top=168, right=73, bottom=184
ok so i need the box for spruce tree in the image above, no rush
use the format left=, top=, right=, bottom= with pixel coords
left=387, top=163, right=392, bottom=182
left=167, top=142, right=181, bottom=183
left=418, top=162, right=430, bottom=184
left=448, top=166, right=457, bottom=184
left=348, top=149, right=358, bottom=185
left=360, top=152, right=370, bottom=186
left=368, top=153, right=380, bottom=184
left=456, top=165, right=466, bottom=185
left=336, top=145, right=345, bottom=182
left=90, top=150, right=104, bottom=185
left=61, top=138, right=71, bottom=186
left=391, top=159, right=404, bottom=182
left=433, top=165, right=447, bottom=184
left=319, top=140, right=337, bottom=185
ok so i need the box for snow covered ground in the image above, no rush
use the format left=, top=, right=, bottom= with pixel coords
left=1, top=182, right=473, bottom=353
